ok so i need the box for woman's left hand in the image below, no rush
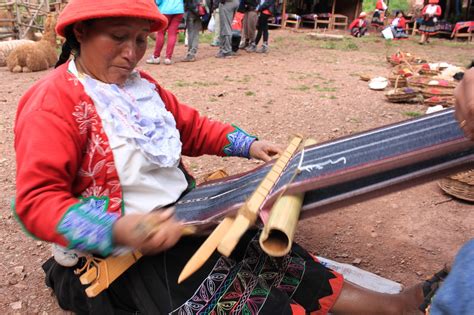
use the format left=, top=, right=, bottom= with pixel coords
left=249, top=140, right=283, bottom=162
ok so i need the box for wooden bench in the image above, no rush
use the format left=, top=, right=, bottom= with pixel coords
left=332, top=14, right=348, bottom=30
left=451, top=22, right=474, bottom=42
left=284, top=13, right=301, bottom=29
left=315, top=14, right=332, bottom=29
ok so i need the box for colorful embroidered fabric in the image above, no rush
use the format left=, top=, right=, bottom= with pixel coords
left=57, top=197, right=118, bottom=256
left=224, top=125, right=257, bottom=158
left=171, top=235, right=307, bottom=314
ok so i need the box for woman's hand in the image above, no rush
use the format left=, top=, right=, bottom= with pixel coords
left=113, top=208, right=184, bottom=255
left=249, top=140, right=283, bottom=162
left=454, top=68, right=474, bottom=140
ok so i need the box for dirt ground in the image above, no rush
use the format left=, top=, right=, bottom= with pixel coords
left=0, top=29, right=473, bottom=314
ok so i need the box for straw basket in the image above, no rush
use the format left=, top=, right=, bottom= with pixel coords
left=389, top=75, right=407, bottom=87
left=424, top=96, right=455, bottom=107
left=419, top=68, right=440, bottom=76
left=418, top=63, right=441, bottom=76
left=385, top=76, right=420, bottom=103
left=421, top=87, right=455, bottom=98
left=407, top=75, right=434, bottom=88
left=388, top=65, right=414, bottom=87
left=439, top=170, right=474, bottom=202
left=407, top=76, right=457, bottom=89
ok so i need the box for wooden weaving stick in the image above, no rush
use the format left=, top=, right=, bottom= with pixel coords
left=177, top=136, right=303, bottom=283
left=177, top=217, right=234, bottom=283
left=217, top=136, right=303, bottom=257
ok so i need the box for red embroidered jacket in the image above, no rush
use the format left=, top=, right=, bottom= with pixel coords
left=421, top=4, right=442, bottom=16
left=14, top=62, right=254, bottom=254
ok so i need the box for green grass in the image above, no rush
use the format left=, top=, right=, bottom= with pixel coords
left=363, top=0, right=409, bottom=14
left=403, top=111, right=422, bottom=118
left=314, top=85, right=337, bottom=92
left=293, top=85, right=311, bottom=91
left=174, top=80, right=216, bottom=88
left=199, top=32, right=214, bottom=44
left=317, top=39, right=360, bottom=51
left=175, top=31, right=214, bottom=44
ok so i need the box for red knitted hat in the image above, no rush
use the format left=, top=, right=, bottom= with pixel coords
left=55, top=0, right=168, bottom=37
left=428, top=0, right=439, bottom=3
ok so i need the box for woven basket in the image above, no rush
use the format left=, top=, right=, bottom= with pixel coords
left=421, top=87, right=455, bottom=98
left=419, top=68, right=440, bottom=76
left=424, top=96, right=455, bottom=107
left=439, top=170, right=474, bottom=202
left=385, top=75, right=421, bottom=103
left=407, top=76, right=457, bottom=89
left=407, top=75, right=434, bottom=88
left=389, top=75, right=407, bottom=87
left=389, top=65, right=414, bottom=87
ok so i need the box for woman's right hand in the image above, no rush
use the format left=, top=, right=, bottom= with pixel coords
left=454, top=68, right=474, bottom=140
left=113, top=208, right=185, bottom=254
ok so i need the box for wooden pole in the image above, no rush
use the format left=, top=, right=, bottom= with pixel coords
left=281, top=0, right=287, bottom=28
left=466, top=0, right=471, bottom=20
left=330, top=0, right=336, bottom=29
left=354, top=0, right=361, bottom=21
left=15, top=0, right=22, bottom=39
left=22, top=0, right=45, bottom=39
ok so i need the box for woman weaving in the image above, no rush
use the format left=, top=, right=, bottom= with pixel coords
left=14, top=0, right=428, bottom=313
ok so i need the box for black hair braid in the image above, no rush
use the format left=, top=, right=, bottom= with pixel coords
left=55, top=41, right=72, bottom=68
left=55, top=26, right=81, bottom=68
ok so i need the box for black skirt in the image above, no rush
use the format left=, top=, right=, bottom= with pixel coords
left=371, top=10, right=384, bottom=27
left=43, top=230, right=344, bottom=314
left=419, top=17, right=439, bottom=35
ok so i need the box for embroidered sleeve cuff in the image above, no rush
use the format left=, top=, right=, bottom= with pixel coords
left=57, top=197, right=118, bottom=257
left=223, top=125, right=258, bottom=158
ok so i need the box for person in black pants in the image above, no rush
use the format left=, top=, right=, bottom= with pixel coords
left=248, top=0, right=274, bottom=53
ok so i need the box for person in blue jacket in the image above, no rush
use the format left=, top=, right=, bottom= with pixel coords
left=427, top=67, right=474, bottom=315
left=146, top=0, right=185, bottom=65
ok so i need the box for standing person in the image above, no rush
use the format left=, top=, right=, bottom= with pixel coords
left=249, top=0, right=275, bottom=53
left=15, top=0, right=433, bottom=313
left=239, top=0, right=259, bottom=50
left=349, top=11, right=368, bottom=37
left=183, top=0, right=203, bottom=62
left=418, top=0, right=442, bottom=45
left=391, top=10, right=408, bottom=39
left=207, top=0, right=221, bottom=46
left=146, top=0, right=184, bottom=65
left=425, top=66, right=474, bottom=315
left=371, top=0, right=387, bottom=29
left=217, top=0, right=240, bottom=58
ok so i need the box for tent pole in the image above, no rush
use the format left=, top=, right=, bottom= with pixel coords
left=330, top=0, right=336, bottom=29
left=281, top=0, right=287, bottom=28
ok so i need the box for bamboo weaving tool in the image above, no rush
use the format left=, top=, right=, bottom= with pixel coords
left=259, top=138, right=317, bottom=257
left=178, top=136, right=304, bottom=283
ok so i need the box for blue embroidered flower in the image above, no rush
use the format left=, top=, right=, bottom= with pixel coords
left=223, top=126, right=258, bottom=158
left=57, top=197, right=118, bottom=256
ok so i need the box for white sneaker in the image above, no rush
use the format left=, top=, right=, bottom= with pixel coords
left=146, top=55, right=160, bottom=64
left=52, top=244, right=84, bottom=267
left=164, top=58, right=172, bottom=65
